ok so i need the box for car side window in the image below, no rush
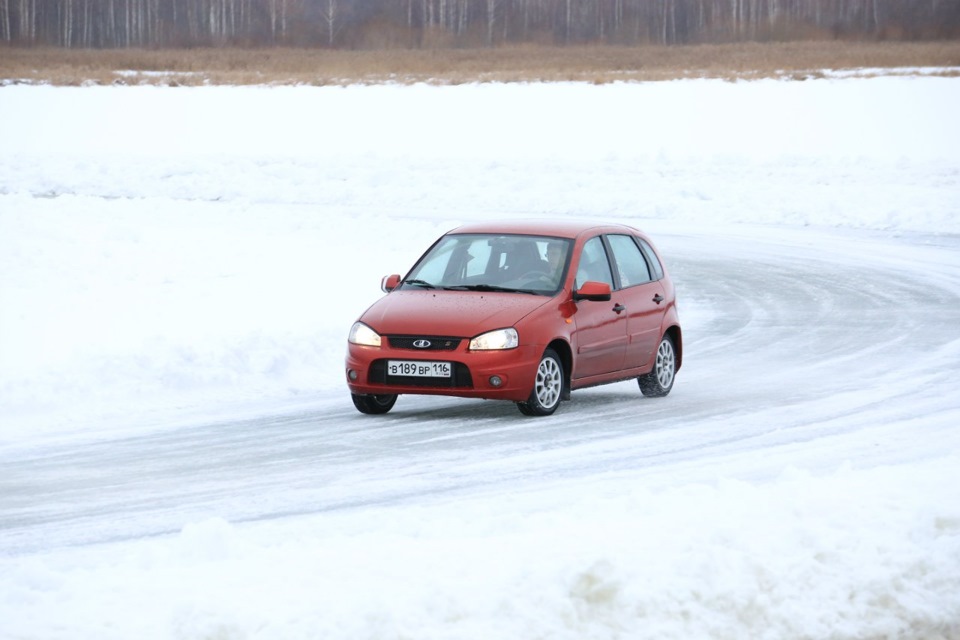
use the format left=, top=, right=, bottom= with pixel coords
left=575, top=237, right=615, bottom=289
left=636, top=237, right=664, bottom=281
left=608, top=235, right=652, bottom=287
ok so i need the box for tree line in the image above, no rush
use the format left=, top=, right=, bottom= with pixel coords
left=2, top=0, right=957, bottom=48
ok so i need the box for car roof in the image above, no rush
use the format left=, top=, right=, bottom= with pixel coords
left=447, top=219, right=642, bottom=240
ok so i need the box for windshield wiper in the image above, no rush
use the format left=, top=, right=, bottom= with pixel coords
left=444, top=284, right=541, bottom=295
left=402, top=279, right=436, bottom=289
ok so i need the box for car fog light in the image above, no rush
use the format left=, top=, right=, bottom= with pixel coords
left=489, top=375, right=503, bottom=387
left=348, top=369, right=359, bottom=381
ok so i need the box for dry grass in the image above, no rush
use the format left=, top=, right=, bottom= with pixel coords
left=2, top=41, right=959, bottom=86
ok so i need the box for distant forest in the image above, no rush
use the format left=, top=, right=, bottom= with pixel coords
left=2, top=0, right=958, bottom=48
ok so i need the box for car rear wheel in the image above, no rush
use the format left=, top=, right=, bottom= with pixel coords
left=352, top=393, right=398, bottom=415
left=517, top=348, right=564, bottom=416
left=638, top=335, right=676, bottom=397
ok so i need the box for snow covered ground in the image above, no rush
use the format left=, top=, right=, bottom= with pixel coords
left=1, top=75, right=959, bottom=639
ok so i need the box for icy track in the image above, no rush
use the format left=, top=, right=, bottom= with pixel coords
left=1, top=77, right=959, bottom=639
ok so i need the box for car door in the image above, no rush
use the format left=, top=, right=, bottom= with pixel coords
left=606, top=234, right=667, bottom=370
left=570, top=236, right=628, bottom=379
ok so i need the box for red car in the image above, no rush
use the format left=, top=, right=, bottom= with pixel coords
left=346, top=221, right=681, bottom=416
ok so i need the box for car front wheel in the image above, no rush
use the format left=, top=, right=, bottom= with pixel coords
left=517, top=348, right=564, bottom=416
left=352, top=393, right=398, bottom=415
left=638, top=335, right=676, bottom=397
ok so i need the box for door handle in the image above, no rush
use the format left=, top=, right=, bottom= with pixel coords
left=652, top=294, right=664, bottom=304
left=613, top=303, right=626, bottom=314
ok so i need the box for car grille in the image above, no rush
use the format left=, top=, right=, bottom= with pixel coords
left=386, top=335, right=462, bottom=351
left=369, top=360, right=473, bottom=388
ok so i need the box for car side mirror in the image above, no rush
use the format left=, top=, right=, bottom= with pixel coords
left=573, top=281, right=612, bottom=302
left=381, top=274, right=401, bottom=292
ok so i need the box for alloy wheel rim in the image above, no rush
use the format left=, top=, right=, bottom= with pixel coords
left=656, top=341, right=675, bottom=389
left=536, top=357, right=562, bottom=409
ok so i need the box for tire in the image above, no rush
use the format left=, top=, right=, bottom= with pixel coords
left=516, top=348, right=564, bottom=416
left=352, top=393, right=398, bottom=415
left=638, top=334, right=676, bottom=397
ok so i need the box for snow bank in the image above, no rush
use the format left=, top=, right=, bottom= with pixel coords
left=3, top=457, right=958, bottom=640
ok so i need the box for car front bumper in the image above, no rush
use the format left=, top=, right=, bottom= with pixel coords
left=345, top=343, right=543, bottom=402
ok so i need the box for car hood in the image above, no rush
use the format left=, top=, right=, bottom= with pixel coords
left=361, top=290, right=553, bottom=337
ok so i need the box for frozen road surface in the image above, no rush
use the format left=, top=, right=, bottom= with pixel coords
left=1, top=78, right=959, bottom=639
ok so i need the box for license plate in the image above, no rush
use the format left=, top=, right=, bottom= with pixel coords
left=388, top=360, right=452, bottom=378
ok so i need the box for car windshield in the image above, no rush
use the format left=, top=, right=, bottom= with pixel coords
left=403, top=233, right=572, bottom=295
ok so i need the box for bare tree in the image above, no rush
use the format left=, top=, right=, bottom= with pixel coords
left=486, top=0, right=497, bottom=43
left=320, top=0, right=338, bottom=44
left=1, top=0, right=10, bottom=41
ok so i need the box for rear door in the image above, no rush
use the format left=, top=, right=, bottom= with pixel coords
left=605, top=234, right=667, bottom=370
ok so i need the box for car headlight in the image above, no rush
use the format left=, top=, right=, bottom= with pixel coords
left=469, top=328, right=519, bottom=351
left=349, top=322, right=382, bottom=347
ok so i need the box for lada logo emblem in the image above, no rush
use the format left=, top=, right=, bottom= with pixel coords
left=413, top=339, right=432, bottom=349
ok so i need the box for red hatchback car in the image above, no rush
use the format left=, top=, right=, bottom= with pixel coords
left=346, top=221, right=681, bottom=416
